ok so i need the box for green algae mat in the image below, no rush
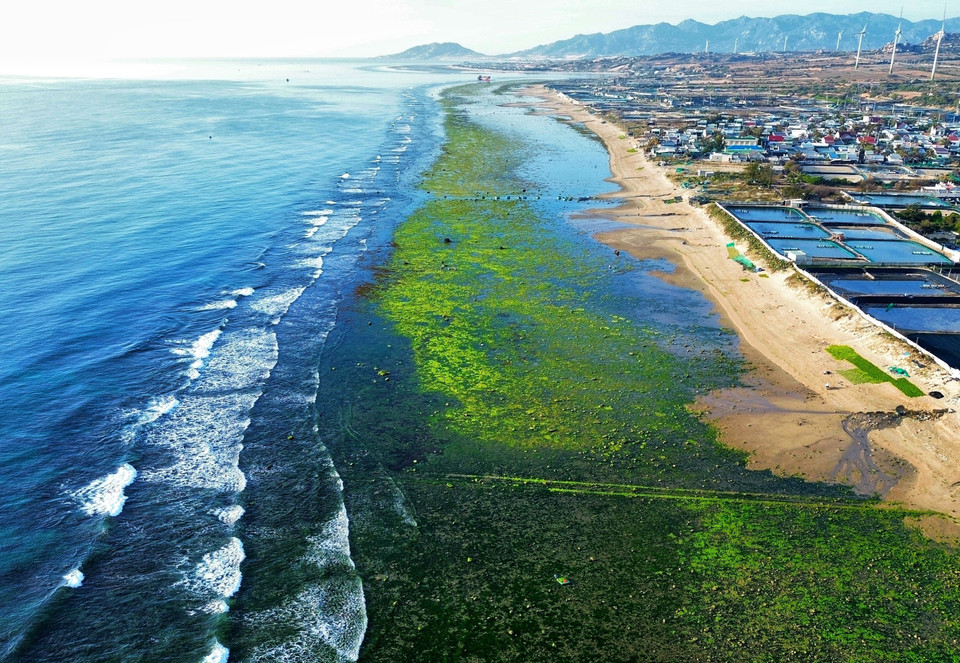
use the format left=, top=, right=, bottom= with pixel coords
left=317, top=86, right=960, bottom=662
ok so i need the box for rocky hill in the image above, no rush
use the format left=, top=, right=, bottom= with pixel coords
left=379, top=42, right=486, bottom=61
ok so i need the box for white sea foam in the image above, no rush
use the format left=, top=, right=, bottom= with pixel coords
left=303, top=503, right=354, bottom=571
left=142, top=328, right=279, bottom=492
left=214, top=505, right=246, bottom=526
left=196, top=299, right=238, bottom=311
left=202, top=640, right=230, bottom=663
left=120, top=394, right=180, bottom=444
left=140, top=393, right=252, bottom=492
left=170, top=328, right=222, bottom=360
left=232, top=287, right=255, bottom=297
left=187, top=537, right=245, bottom=599
left=198, top=329, right=278, bottom=392
left=339, top=172, right=350, bottom=179
left=201, top=600, right=230, bottom=615
left=205, top=299, right=239, bottom=310
left=302, top=209, right=334, bottom=217
left=73, top=463, right=137, bottom=517
left=250, top=288, right=306, bottom=321
left=136, top=394, right=180, bottom=425
left=297, top=256, right=325, bottom=279
left=246, top=578, right=367, bottom=663
left=170, top=328, right=222, bottom=379
left=63, top=568, right=84, bottom=588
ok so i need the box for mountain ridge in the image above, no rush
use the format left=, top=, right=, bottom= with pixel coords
left=380, top=13, right=960, bottom=60
left=507, top=12, right=959, bottom=58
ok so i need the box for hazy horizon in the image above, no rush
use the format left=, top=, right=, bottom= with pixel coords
left=1, top=2, right=955, bottom=77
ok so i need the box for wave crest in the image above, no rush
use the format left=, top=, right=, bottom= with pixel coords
left=72, top=463, right=137, bottom=517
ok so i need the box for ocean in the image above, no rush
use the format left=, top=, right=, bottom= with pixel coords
left=0, top=60, right=479, bottom=662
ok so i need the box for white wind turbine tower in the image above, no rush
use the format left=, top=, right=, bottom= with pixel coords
left=931, top=6, right=947, bottom=81
left=855, top=24, right=867, bottom=68
left=888, top=9, right=903, bottom=74
left=837, top=30, right=844, bottom=51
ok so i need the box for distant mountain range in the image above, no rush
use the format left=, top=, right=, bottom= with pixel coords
left=382, top=12, right=959, bottom=60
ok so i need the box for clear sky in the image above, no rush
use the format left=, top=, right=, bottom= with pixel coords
left=0, top=0, right=952, bottom=72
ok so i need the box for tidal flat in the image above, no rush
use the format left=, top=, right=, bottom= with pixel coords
left=317, top=84, right=960, bottom=662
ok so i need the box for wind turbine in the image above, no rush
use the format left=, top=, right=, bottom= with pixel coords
left=888, top=8, right=903, bottom=75
left=855, top=24, right=867, bottom=69
left=931, top=5, right=947, bottom=81
left=837, top=30, right=844, bottom=51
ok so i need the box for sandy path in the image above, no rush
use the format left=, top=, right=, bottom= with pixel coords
left=524, top=85, right=960, bottom=531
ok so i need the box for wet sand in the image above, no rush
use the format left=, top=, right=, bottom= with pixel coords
left=526, top=84, right=960, bottom=530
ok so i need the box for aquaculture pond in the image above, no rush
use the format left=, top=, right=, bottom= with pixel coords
left=726, top=206, right=807, bottom=222
left=865, top=304, right=960, bottom=333
left=854, top=193, right=955, bottom=209
left=745, top=221, right=830, bottom=238
left=316, top=84, right=960, bottom=662
left=824, top=276, right=959, bottom=298
left=806, top=209, right=887, bottom=225
left=851, top=240, right=953, bottom=265
left=828, top=226, right=904, bottom=241
left=766, top=238, right=860, bottom=260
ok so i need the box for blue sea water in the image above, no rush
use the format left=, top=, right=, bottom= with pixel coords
left=0, top=60, right=477, bottom=662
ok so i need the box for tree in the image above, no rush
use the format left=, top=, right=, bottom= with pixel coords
left=783, top=183, right=808, bottom=199
left=896, top=204, right=926, bottom=224
left=858, top=176, right=879, bottom=192
left=744, top=162, right=775, bottom=187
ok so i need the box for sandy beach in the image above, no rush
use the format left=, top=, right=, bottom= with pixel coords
left=528, top=84, right=960, bottom=531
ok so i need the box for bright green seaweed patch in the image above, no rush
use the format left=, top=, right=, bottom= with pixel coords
left=371, top=92, right=830, bottom=494
left=827, top=345, right=925, bottom=397
left=319, top=86, right=960, bottom=662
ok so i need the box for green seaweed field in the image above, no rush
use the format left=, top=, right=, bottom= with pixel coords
left=315, top=85, right=960, bottom=662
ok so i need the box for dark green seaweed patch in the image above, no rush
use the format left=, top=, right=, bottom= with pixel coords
left=317, top=87, right=960, bottom=662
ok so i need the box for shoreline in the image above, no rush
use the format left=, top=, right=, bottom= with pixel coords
left=335, top=82, right=960, bottom=660
left=526, top=84, right=960, bottom=529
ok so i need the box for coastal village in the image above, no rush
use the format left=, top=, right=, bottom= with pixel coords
left=541, top=58, right=960, bottom=383
left=553, top=77, right=960, bottom=191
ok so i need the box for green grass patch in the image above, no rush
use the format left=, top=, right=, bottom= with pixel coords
left=827, top=345, right=924, bottom=397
